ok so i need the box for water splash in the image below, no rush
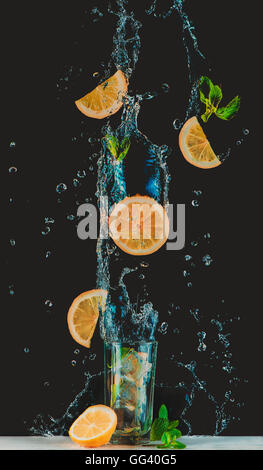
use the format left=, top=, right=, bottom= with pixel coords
left=156, top=303, right=246, bottom=435
left=95, top=1, right=171, bottom=343
left=29, top=372, right=104, bottom=437
left=109, top=0, right=142, bottom=78
left=28, top=0, right=247, bottom=437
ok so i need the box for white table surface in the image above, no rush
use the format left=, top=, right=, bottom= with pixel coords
left=0, top=436, right=262, bottom=450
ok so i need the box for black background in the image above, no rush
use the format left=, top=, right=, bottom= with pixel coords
left=3, top=1, right=261, bottom=437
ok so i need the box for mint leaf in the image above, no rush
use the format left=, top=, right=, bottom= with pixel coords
left=150, top=405, right=186, bottom=449
left=199, top=88, right=208, bottom=105
left=102, top=134, right=119, bottom=159
left=167, top=427, right=182, bottom=438
left=118, top=136, right=131, bottom=162
left=199, top=76, right=221, bottom=123
left=209, top=84, right=223, bottom=108
left=159, top=404, right=168, bottom=420
left=199, top=76, right=240, bottom=123
left=167, top=420, right=179, bottom=430
left=120, top=346, right=133, bottom=359
left=166, top=429, right=182, bottom=439
left=157, top=431, right=186, bottom=450
left=201, top=108, right=214, bottom=123
left=102, top=134, right=131, bottom=162
left=150, top=417, right=169, bottom=441
left=215, top=96, right=241, bottom=120
left=161, top=431, right=171, bottom=445
left=150, top=404, right=169, bottom=440
left=110, top=383, right=120, bottom=407
left=199, top=76, right=214, bottom=95
left=172, top=441, right=186, bottom=450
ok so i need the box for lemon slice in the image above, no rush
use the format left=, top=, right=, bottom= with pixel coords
left=109, top=195, right=170, bottom=256
left=69, top=405, right=117, bottom=448
left=179, top=116, right=221, bottom=169
left=67, top=289, right=107, bottom=347
left=75, top=70, right=128, bottom=119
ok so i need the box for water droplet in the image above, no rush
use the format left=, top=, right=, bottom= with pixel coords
left=236, top=140, right=242, bottom=146
left=67, top=214, right=75, bottom=221
left=24, top=347, right=30, bottom=353
left=191, top=241, right=198, bottom=247
left=198, top=331, right=206, bottom=340
left=41, top=226, right=50, bottom=236
left=197, top=331, right=206, bottom=352
left=187, top=282, right=193, bottom=288
left=9, top=284, right=15, bottom=295
left=161, top=83, right=170, bottom=93
left=185, top=255, right=192, bottom=261
left=45, top=250, right=51, bottom=259
left=9, top=197, right=14, bottom=204
left=158, top=322, right=168, bottom=335
left=91, top=7, right=103, bottom=17
left=202, top=254, right=213, bottom=266
left=204, top=232, right=211, bottom=239
left=44, top=217, right=55, bottom=225
left=10, top=239, right=16, bottom=247
left=89, top=353, right=96, bottom=361
left=193, top=190, right=202, bottom=196
left=139, top=274, right=145, bottom=279
left=160, top=144, right=169, bottom=154
left=9, top=141, right=16, bottom=148
left=173, top=119, right=182, bottom=130
left=71, top=360, right=77, bottom=367
left=89, top=165, right=94, bottom=171
left=140, top=261, right=149, bottom=268
left=45, top=300, right=53, bottom=308
left=77, top=169, right=86, bottom=178
left=44, top=381, right=50, bottom=387
left=93, top=72, right=99, bottom=77
left=191, top=199, right=199, bottom=207
left=222, top=362, right=234, bottom=374
left=9, top=166, right=17, bottom=174
left=143, top=91, right=158, bottom=100
left=73, top=178, right=80, bottom=188
left=183, top=270, right=190, bottom=277
left=243, top=128, right=249, bottom=136
left=56, top=183, right=67, bottom=194
left=74, top=349, right=80, bottom=355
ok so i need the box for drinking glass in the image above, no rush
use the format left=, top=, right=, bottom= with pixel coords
left=104, top=340, right=158, bottom=444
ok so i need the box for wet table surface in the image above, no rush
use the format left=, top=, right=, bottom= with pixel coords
left=0, top=436, right=262, bottom=450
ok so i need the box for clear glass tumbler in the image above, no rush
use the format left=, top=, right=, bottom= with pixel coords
left=104, top=341, right=158, bottom=444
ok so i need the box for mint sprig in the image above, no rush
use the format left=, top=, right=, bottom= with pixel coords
left=158, top=404, right=169, bottom=420
left=150, top=404, right=186, bottom=450
left=102, top=134, right=131, bottom=162
left=157, top=430, right=186, bottom=450
left=150, top=417, right=169, bottom=441
left=199, top=76, right=241, bottom=123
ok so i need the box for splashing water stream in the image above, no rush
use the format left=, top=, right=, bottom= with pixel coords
left=29, top=0, right=247, bottom=437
